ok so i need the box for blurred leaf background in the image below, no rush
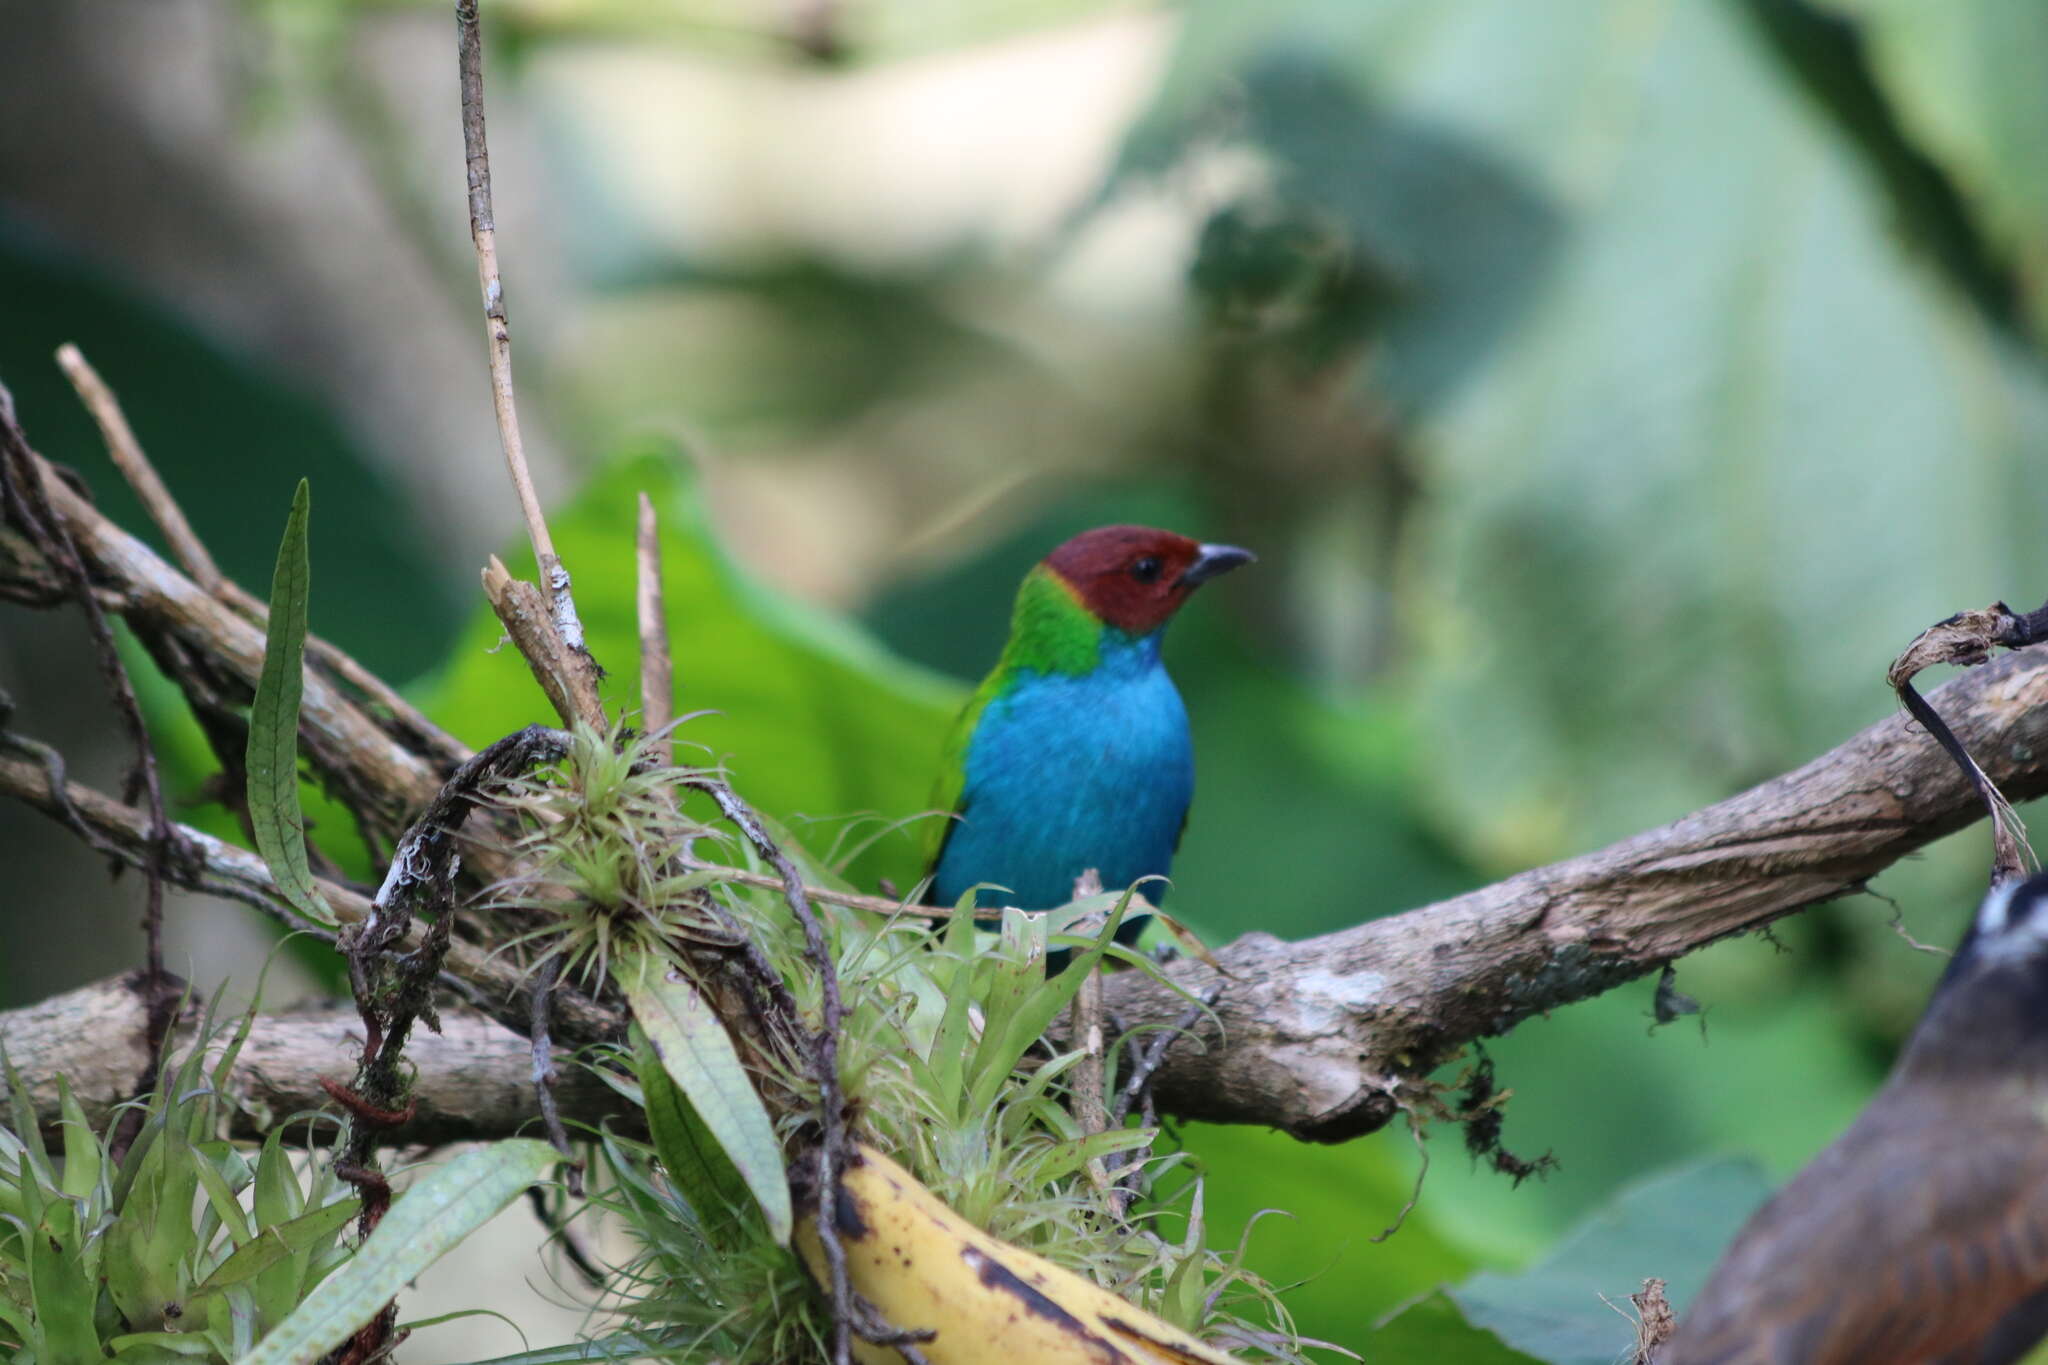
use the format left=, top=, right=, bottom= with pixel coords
left=4, top=0, right=2047, bottom=1358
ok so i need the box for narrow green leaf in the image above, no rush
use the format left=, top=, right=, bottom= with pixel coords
left=967, top=897, right=1130, bottom=1118
left=189, top=1197, right=359, bottom=1301
left=246, top=479, right=332, bottom=928
left=631, top=1026, right=751, bottom=1250
left=55, top=1076, right=101, bottom=1204
left=251, top=1126, right=311, bottom=1330
left=191, top=1146, right=254, bottom=1248
left=1, top=1048, right=54, bottom=1186
left=924, top=902, right=982, bottom=1111
left=618, top=950, right=792, bottom=1245
left=240, top=1139, right=559, bottom=1365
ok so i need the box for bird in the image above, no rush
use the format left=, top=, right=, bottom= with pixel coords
left=1664, top=866, right=2048, bottom=1365
left=922, top=525, right=1253, bottom=936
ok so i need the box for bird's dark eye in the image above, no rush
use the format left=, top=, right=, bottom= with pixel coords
left=1130, top=556, right=1163, bottom=584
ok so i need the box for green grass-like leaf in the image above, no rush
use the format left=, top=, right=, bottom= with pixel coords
left=246, top=478, right=333, bottom=928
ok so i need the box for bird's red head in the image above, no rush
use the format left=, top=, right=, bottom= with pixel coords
left=1042, top=525, right=1255, bottom=635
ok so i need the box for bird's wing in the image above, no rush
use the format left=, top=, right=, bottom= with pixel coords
left=1672, top=1102, right=2048, bottom=1365
left=919, top=674, right=1001, bottom=891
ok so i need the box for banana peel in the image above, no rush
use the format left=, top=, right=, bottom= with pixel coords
left=795, top=1143, right=1244, bottom=1365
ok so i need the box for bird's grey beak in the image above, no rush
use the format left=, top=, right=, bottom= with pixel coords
left=1178, top=543, right=1255, bottom=588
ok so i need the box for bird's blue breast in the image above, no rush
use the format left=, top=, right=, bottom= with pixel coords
left=932, top=633, right=1194, bottom=911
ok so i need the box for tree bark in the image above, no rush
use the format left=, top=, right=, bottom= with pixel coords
left=0, top=975, right=633, bottom=1144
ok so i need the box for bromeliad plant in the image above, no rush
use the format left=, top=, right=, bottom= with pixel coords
left=473, top=723, right=1315, bottom=1364
left=0, top=1007, right=358, bottom=1362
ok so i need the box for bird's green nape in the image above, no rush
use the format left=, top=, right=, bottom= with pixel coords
left=993, top=565, right=1105, bottom=679
left=917, top=567, right=1107, bottom=878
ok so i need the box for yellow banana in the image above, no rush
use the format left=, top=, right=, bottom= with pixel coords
left=794, top=1144, right=1244, bottom=1365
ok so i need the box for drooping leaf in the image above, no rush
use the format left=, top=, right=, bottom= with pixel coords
left=246, top=478, right=333, bottom=927
left=619, top=950, right=792, bottom=1245
left=239, top=1139, right=559, bottom=1365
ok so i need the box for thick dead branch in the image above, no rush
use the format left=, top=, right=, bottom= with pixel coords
left=0, top=977, right=630, bottom=1144
left=1095, top=645, right=2048, bottom=1141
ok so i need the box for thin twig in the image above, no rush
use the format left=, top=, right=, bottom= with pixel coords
left=528, top=952, right=584, bottom=1195
left=49, top=355, right=449, bottom=821
left=636, top=492, right=672, bottom=761
left=0, top=381, right=181, bottom=1159
left=7, top=440, right=449, bottom=838
left=1111, top=996, right=1212, bottom=1127
left=56, top=344, right=223, bottom=592
left=1367, top=1104, right=1429, bottom=1243
left=676, top=853, right=943, bottom=917
left=454, top=0, right=590, bottom=665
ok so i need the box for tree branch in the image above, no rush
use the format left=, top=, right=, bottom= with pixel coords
left=0, top=977, right=631, bottom=1145
left=1098, top=645, right=2048, bottom=1141
left=6, top=648, right=2045, bottom=1146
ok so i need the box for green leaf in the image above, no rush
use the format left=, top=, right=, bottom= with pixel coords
left=25, top=1184, right=100, bottom=1365
left=106, top=1124, right=204, bottom=1332
left=240, top=1140, right=559, bottom=1365
left=1, top=1050, right=55, bottom=1188
left=1442, top=1158, right=1772, bottom=1364
left=251, top=1127, right=314, bottom=1330
left=246, top=478, right=333, bottom=928
left=618, top=950, right=793, bottom=1245
left=54, top=1077, right=102, bottom=1204
left=1368, top=1293, right=1544, bottom=1364
left=455, top=1336, right=664, bottom=1365
left=191, top=1146, right=255, bottom=1249
left=189, top=1197, right=360, bottom=1301
left=632, top=1026, right=752, bottom=1249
